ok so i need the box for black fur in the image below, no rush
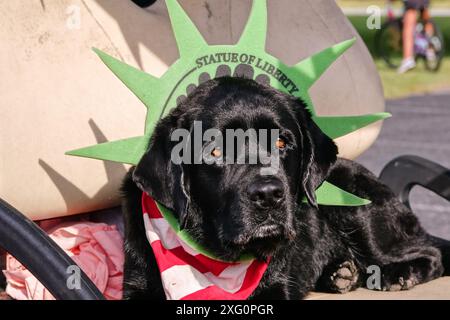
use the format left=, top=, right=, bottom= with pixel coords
left=122, top=77, right=449, bottom=299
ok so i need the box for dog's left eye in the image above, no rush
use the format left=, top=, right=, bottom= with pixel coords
left=275, top=138, right=286, bottom=150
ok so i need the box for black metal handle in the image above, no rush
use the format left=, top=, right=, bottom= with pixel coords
left=379, top=155, right=450, bottom=208
left=132, top=0, right=157, bottom=8
left=0, top=198, right=105, bottom=300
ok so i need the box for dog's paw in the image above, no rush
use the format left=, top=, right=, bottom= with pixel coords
left=328, top=261, right=359, bottom=294
left=381, top=263, right=420, bottom=291
left=383, top=276, right=418, bottom=291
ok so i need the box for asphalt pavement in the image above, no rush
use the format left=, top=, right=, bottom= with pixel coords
left=357, top=91, right=450, bottom=240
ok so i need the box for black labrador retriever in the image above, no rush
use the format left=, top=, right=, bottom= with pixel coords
left=121, top=77, right=450, bottom=299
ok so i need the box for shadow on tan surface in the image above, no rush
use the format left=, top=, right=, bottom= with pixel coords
left=39, top=120, right=127, bottom=214
left=307, top=277, right=450, bottom=300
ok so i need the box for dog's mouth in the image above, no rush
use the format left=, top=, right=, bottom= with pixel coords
left=251, top=224, right=285, bottom=239
left=226, top=222, right=296, bottom=261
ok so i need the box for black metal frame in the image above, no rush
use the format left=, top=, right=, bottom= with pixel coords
left=0, top=198, right=105, bottom=300
left=379, top=155, right=450, bottom=208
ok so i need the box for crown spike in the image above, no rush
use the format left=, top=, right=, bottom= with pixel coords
left=66, top=136, right=149, bottom=165
left=166, top=0, right=208, bottom=57
left=237, top=0, right=268, bottom=50
left=93, top=48, right=159, bottom=110
left=293, top=38, right=356, bottom=90
left=313, top=112, right=391, bottom=139
left=307, top=181, right=371, bottom=206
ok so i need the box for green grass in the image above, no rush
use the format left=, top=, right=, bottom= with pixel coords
left=376, top=57, right=450, bottom=98
left=347, top=15, right=450, bottom=98
left=338, top=0, right=450, bottom=8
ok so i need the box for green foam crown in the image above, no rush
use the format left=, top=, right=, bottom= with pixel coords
left=67, top=0, right=391, bottom=207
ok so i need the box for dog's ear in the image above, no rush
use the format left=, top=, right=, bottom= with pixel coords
left=132, top=121, right=191, bottom=229
left=294, top=103, right=338, bottom=208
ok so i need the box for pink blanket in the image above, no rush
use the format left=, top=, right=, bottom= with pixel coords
left=3, top=222, right=124, bottom=300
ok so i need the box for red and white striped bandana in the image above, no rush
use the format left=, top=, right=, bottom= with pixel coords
left=141, top=192, right=270, bottom=300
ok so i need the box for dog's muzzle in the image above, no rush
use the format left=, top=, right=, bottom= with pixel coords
left=247, top=177, right=285, bottom=210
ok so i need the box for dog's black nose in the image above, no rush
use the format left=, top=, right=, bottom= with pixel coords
left=248, top=178, right=284, bottom=209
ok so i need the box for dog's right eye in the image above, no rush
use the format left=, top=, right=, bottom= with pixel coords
left=211, top=148, right=222, bottom=158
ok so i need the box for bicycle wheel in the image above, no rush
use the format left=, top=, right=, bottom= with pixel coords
left=375, top=18, right=404, bottom=69
left=423, top=20, right=445, bottom=72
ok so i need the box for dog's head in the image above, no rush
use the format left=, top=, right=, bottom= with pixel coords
left=133, top=77, right=337, bottom=261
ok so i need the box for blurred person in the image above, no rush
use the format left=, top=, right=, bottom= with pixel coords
left=392, top=0, right=435, bottom=73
